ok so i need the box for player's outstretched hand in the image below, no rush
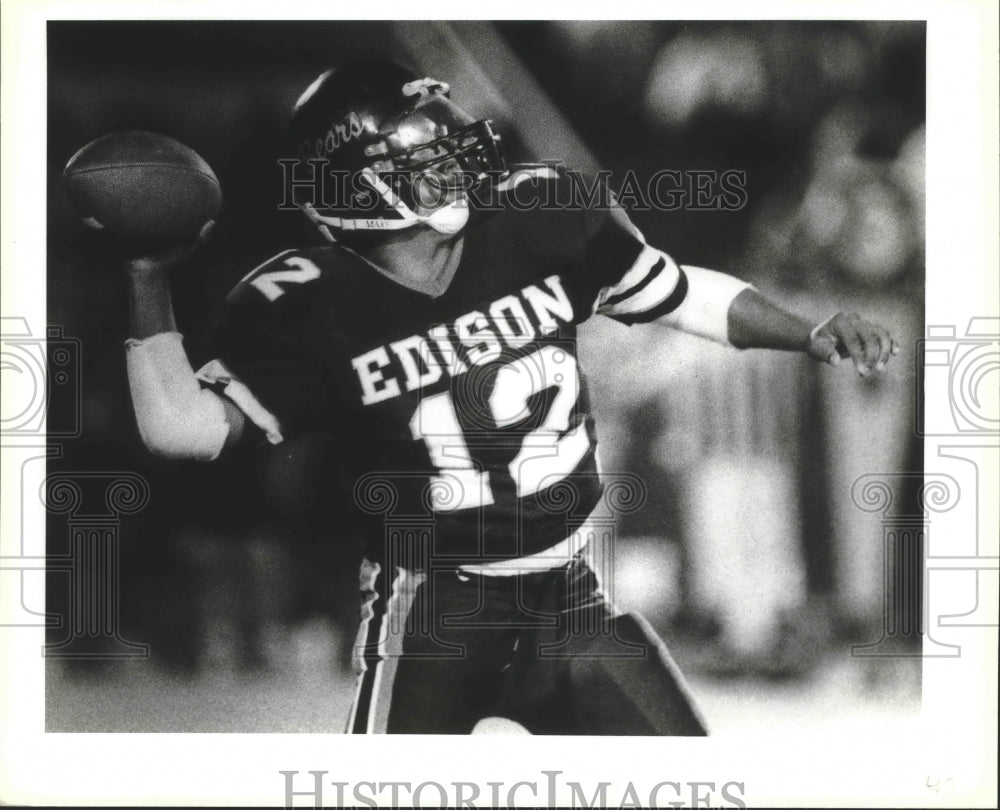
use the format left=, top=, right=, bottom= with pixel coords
left=124, top=220, right=215, bottom=276
left=807, top=312, right=899, bottom=377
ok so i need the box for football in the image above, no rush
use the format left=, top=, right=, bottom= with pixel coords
left=63, top=130, right=221, bottom=249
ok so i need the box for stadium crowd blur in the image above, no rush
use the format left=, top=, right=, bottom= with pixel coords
left=45, top=21, right=924, bottom=730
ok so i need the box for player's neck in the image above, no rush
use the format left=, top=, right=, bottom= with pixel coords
left=364, top=228, right=465, bottom=298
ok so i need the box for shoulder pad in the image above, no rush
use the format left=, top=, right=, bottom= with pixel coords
left=229, top=249, right=325, bottom=305
left=496, top=164, right=615, bottom=214
left=497, top=163, right=562, bottom=193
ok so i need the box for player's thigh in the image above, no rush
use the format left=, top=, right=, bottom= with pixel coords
left=386, top=577, right=513, bottom=734
left=385, top=657, right=481, bottom=733
left=568, top=611, right=709, bottom=736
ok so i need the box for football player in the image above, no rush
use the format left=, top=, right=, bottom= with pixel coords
left=123, top=59, right=897, bottom=734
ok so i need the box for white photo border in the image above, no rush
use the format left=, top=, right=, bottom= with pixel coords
left=1, top=1, right=997, bottom=806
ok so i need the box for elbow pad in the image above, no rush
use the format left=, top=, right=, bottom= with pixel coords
left=661, top=265, right=754, bottom=345
left=125, top=332, right=229, bottom=461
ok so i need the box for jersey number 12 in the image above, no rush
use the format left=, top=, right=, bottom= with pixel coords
left=409, top=345, right=590, bottom=512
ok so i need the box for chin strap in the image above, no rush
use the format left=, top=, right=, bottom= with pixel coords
left=302, top=168, right=468, bottom=237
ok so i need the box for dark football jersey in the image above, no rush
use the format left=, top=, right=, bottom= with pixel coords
left=205, top=168, right=690, bottom=567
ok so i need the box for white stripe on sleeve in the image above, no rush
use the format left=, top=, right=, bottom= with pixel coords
left=596, top=244, right=684, bottom=318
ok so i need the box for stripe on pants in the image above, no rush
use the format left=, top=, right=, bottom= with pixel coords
left=347, top=562, right=424, bottom=734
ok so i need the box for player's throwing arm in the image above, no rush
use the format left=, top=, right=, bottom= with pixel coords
left=64, top=130, right=246, bottom=459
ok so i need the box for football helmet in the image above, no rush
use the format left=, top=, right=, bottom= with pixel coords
left=284, top=60, right=508, bottom=238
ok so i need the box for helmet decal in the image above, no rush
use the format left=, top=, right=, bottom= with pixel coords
left=401, top=77, right=451, bottom=100
left=284, top=60, right=508, bottom=237
left=300, top=111, right=366, bottom=161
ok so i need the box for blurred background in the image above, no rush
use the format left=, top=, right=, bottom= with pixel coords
left=45, top=20, right=924, bottom=733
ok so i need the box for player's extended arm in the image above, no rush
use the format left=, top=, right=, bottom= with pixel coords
left=615, top=255, right=898, bottom=376
left=595, top=209, right=897, bottom=375
left=604, top=246, right=898, bottom=376
left=125, top=241, right=247, bottom=460
left=726, top=286, right=899, bottom=376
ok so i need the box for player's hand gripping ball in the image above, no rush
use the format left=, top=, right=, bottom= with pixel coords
left=63, top=131, right=221, bottom=250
